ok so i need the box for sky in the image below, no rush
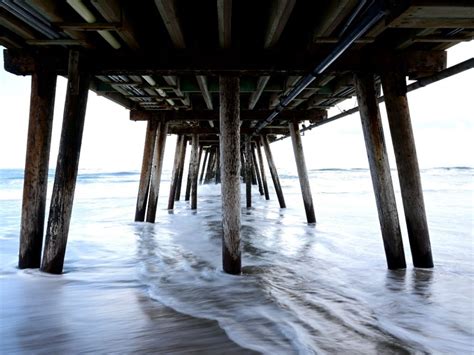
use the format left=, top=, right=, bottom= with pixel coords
left=0, top=41, right=472, bottom=172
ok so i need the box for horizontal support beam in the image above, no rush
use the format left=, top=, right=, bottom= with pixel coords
left=130, top=109, right=327, bottom=122
left=167, top=127, right=290, bottom=135
left=4, top=49, right=446, bottom=77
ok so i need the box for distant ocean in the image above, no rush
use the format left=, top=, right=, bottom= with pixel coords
left=0, top=167, right=473, bottom=353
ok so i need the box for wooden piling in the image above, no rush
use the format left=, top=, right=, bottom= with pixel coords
left=262, top=135, right=286, bottom=208
left=250, top=151, right=257, bottom=186
left=199, top=148, right=209, bottom=184
left=289, top=120, right=316, bottom=224
left=184, top=157, right=192, bottom=201
left=175, top=137, right=188, bottom=201
left=190, top=134, right=199, bottom=210
left=381, top=71, right=433, bottom=268
left=134, top=120, right=158, bottom=222
left=220, top=76, right=241, bottom=274
left=354, top=73, right=406, bottom=269
left=245, top=136, right=252, bottom=208
left=252, top=145, right=264, bottom=196
left=215, top=146, right=221, bottom=184
left=168, top=135, right=184, bottom=210
left=256, top=140, right=270, bottom=200
left=19, top=68, right=57, bottom=269
left=146, top=120, right=168, bottom=223
left=41, top=51, right=90, bottom=274
left=204, top=149, right=215, bottom=184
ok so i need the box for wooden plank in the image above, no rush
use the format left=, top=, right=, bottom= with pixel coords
left=0, top=9, right=37, bottom=40
left=26, top=39, right=87, bottom=46
left=289, top=121, right=316, bottom=224
left=381, top=71, right=434, bottom=268
left=19, top=68, right=57, bottom=269
left=154, top=0, right=186, bottom=48
left=4, top=49, right=449, bottom=76
left=146, top=120, right=168, bottom=223
left=130, top=109, right=327, bottom=122
left=135, top=120, right=159, bottom=221
left=219, top=76, right=241, bottom=274
left=91, top=0, right=141, bottom=49
left=196, top=75, right=214, bottom=110
left=217, top=0, right=232, bottom=48
left=248, top=75, right=270, bottom=110
left=354, top=72, right=406, bottom=270
left=54, top=22, right=120, bottom=31
left=264, top=0, right=296, bottom=48
left=41, top=51, right=90, bottom=274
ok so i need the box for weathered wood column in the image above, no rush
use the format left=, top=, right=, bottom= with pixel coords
left=199, top=148, right=209, bottom=184
left=135, top=120, right=158, bottom=222
left=220, top=76, right=241, bottom=274
left=262, top=135, right=286, bottom=208
left=289, top=121, right=316, bottom=224
left=41, top=51, right=90, bottom=274
left=245, top=136, right=252, bottom=208
left=175, top=137, right=188, bottom=201
left=354, top=73, right=406, bottom=269
left=214, top=147, right=221, bottom=184
left=168, top=135, right=184, bottom=210
left=252, top=146, right=264, bottom=196
left=381, top=71, right=433, bottom=268
left=190, top=134, right=200, bottom=210
left=146, top=120, right=168, bottom=223
left=204, top=149, right=215, bottom=184
left=187, top=145, right=203, bottom=200
left=256, top=140, right=270, bottom=200
left=19, top=68, right=57, bottom=269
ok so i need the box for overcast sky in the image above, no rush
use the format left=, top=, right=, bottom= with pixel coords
left=0, top=41, right=472, bottom=172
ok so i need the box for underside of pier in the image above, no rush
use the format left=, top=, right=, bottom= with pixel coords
left=2, top=0, right=473, bottom=274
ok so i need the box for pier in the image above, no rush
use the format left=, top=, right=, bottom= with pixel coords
left=1, top=0, right=473, bottom=274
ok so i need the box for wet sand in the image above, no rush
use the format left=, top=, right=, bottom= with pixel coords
left=0, top=273, right=256, bottom=354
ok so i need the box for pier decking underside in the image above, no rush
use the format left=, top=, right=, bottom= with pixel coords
left=2, top=0, right=473, bottom=274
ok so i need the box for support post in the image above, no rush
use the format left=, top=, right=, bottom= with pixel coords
left=19, top=68, right=57, bottom=269
left=289, top=120, right=316, bottom=224
left=245, top=135, right=252, bottom=208
left=135, top=120, right=158, bottom=222
left=215, top=146, right=221, bottom=184
left=256, top=140, right=270, bottom=200
left=146, top=120, right=168, bottom=223
left=252, top=145, right=264, bottom=196
left=190, top=134, right=199, bottom=210
left=354, top=72, right=406, bottom=269
left=199, top=148, right=209, bottom=184
left=381, top=71, right=433, bottom=268
left=175, top=137, right=188, bottom=201
left=168, top=135, right=184, bottom=210
left=204, top=149, right=215, bottom=184
left=262, top=135, right=286, bottom=208
left=220, top=76, right=241, bottom=274
left=41, top=51, right=90, bottom=274
left=184, top=157, right=192, bottom=201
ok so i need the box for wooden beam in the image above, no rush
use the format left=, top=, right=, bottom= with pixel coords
left=311, top=0, right=358, bottom=40
left=264, top=0, right=296, bottom=48
left=19, top=68, right=57, bottom=269
left=135, top=120, right=159, bottom=221
left=90, top=0, right=141, bottom=50
left=53, top=22, right=120, bottom=31
left=41, top=51, right=90, bottom=274
left=219, top=76, right=241, bottom=274
left=217, top=0, right=232, bottom=48
left=248, top=76, right=270, bottom=110
left=196, top=75, right=214, bottom=110
left=0, top=8, right=37, bottom=40
left=4, top=49, right=448, bottom=76
left=354, top=72, right=406, bottom=269
left=154, top=0, right=186, bottom=48
left=130, top=109, right=327, bottom=122
left=165, top=126, right=290, bottom=135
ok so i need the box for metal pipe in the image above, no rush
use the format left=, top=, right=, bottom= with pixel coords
left=274, top=58, right=474, bottom=142
left=254, top=2, right=386, bottom=134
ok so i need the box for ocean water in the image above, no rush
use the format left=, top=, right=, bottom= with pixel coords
left=0, top=167, right=473, bottom=354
